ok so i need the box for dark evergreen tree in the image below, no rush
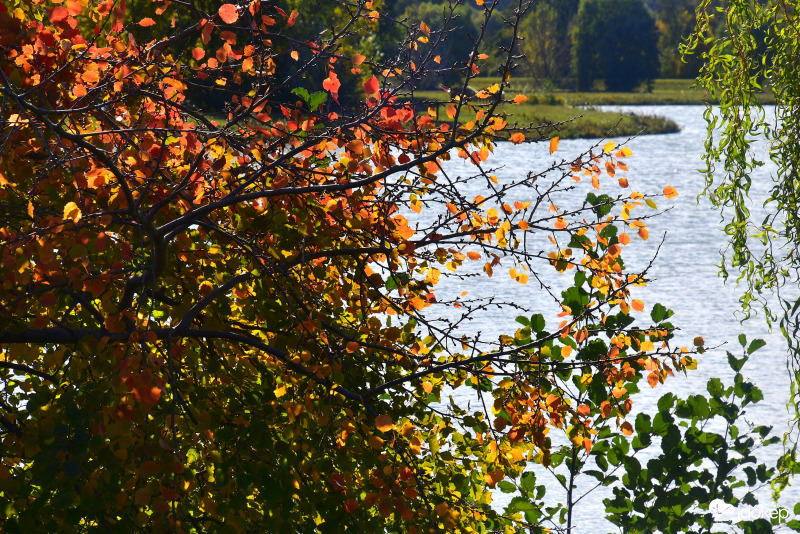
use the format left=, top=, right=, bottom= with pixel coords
left=572, top=0, right=659, bottom=91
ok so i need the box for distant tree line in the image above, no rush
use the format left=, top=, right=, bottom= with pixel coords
left=375, top=0, right=707, bottom=92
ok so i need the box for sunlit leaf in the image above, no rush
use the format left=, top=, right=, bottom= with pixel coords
left=549, top=136, right=559, bottom=154
left=219, top=4, right=239, bottom=24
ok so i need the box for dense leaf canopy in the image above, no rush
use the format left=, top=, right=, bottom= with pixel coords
left=0, top=1, right=704, bottom=532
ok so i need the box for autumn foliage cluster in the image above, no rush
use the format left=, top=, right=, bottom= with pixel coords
left=0, top=0, right=691, bottom=532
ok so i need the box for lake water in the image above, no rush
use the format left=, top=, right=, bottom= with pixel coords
left=426, top=105, right=797, bottom=532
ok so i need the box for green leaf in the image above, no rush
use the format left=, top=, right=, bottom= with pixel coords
left=650, top=302, right=671, bottom=323
left=519, top=471, right=537, bottom=494
left=308, top=91, right=328, bottom=111
left=530, top=314, right=546, bottom=333
left=497, top=480, right=516, bottom=493
left=291, top=87, right=311, bottom=103
left=747, top=338, right=766, bottom=354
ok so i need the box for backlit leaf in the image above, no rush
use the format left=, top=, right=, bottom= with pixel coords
left=219, top=4, right=239, bottom=24
left=375, top=414, right=393, bottom=432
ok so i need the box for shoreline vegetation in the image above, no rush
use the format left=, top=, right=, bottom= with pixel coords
left=410, top=78, right=775, bottom=140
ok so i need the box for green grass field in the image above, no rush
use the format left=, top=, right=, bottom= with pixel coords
left=409, top=90, right=680, bottom=139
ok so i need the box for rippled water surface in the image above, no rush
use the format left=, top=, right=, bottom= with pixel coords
left=429, top=105, right=796, bottom=532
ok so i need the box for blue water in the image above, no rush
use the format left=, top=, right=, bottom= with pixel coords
left=425, top=105, right=796, bottom=532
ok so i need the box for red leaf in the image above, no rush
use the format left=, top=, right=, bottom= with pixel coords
left=192, top=47, right=205, bottom=61
left=218, top=4, right=239, bottom=24
left=50, top=6, right=69, bottom=22
left=363, top=75, right=379, bottom=95
left=139, top=17, right=156, bottom=27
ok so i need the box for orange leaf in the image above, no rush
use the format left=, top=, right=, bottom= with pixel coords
left=139, top=17, right=156, bottom=27
left=509, top=132, right=525, bottom=144
left=620, top=421, right=633, bottom=436
left=577, top=404, right=591, bottom=417
left=618, top=177, right=629, bottom=188
left=192, top=47, right=205, bottom=60
left=467, top=251, right=481, bottom=260
left=352, top=53, right=365, bottom=65
left=513, top=94, right=528, bottom=105
left=647, top=372, right=659, bottom=388
left=554, top=217, right=567, bottom=229
left=549, top=136, right=559, bottom=154
left=663, top=185, right=678, bottom=199
left=619, top=233, right=630, bottom=245
left=375, top=414, right=393, bottom=432
left=219, top=4, right=239, bottom=24
left=632, top=299, right=644, bottom=312
left=363, top=75, right=379, bottom=95
left=638, top=227, right=649, bottom=240
left=65, top=0, right=83, bottom=16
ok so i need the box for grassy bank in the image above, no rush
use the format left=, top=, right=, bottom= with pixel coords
left=469, top=78, right=776, bottom=106
left=411, top=91, right=680, bottom=139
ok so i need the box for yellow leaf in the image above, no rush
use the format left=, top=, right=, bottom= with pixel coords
left=603, top=141, right=616, bottom=153
left=274, top=385, right=287, bottom=398
left=620, top=146, right=633, bottom=157
left=549, top=136, right=559, bottom=154
left=487, top=83, right=500, bottom=94
left=63, top=201, right=82, bottom=223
